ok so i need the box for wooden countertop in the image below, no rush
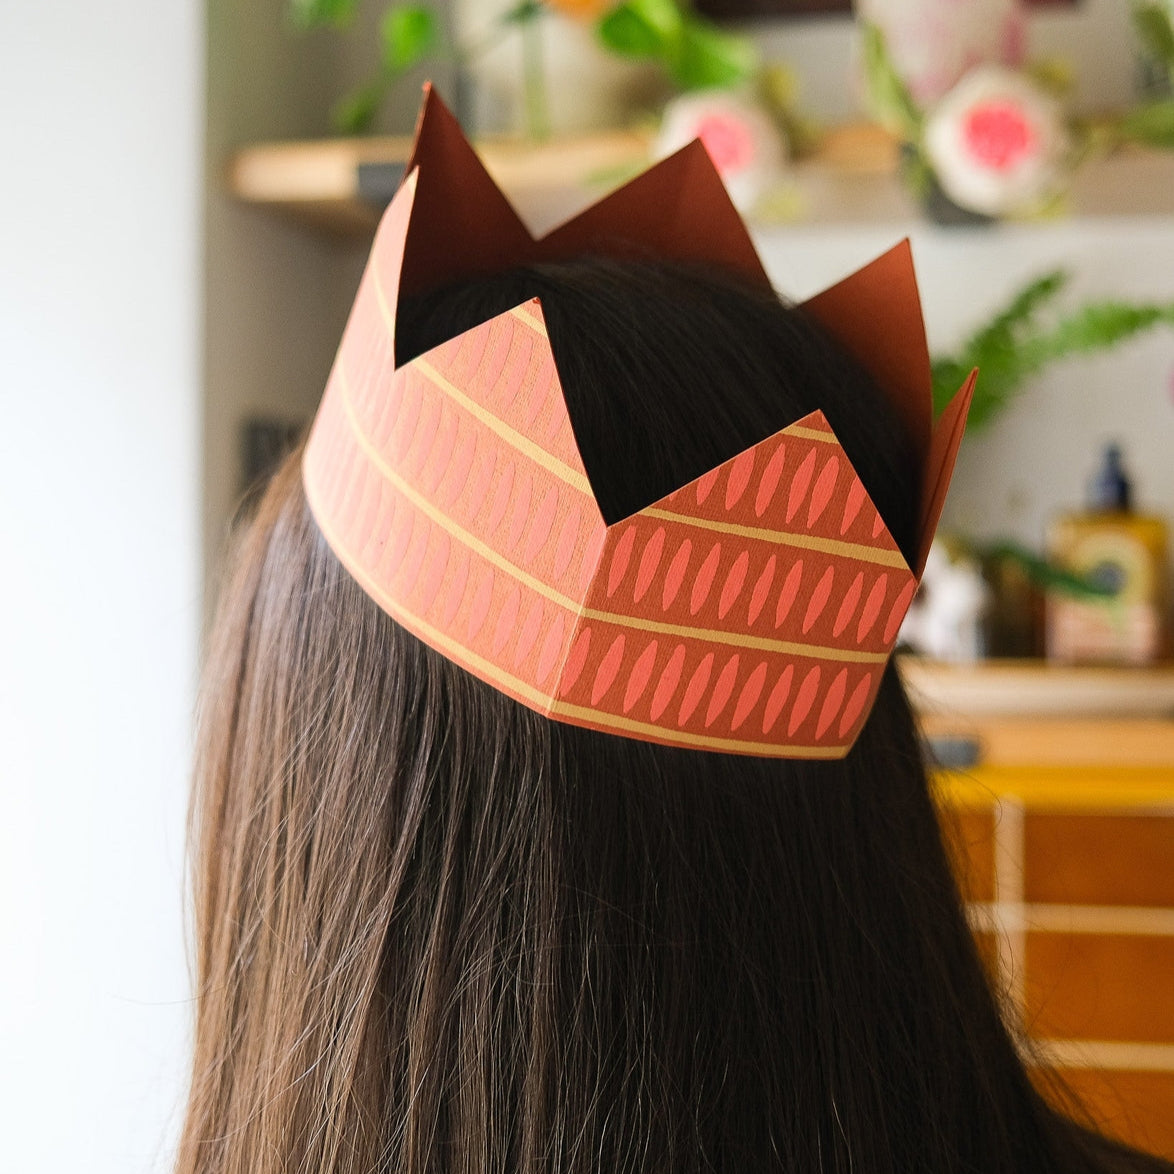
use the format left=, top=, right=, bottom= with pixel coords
left=935, top=765, right=1174, bottom=811
left=902, top=659, right=1174, bottom=805
left=901, top=658, right=1174, bottom=720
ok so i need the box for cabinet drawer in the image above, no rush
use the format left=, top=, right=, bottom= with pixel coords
left=1024, top=813, right=1174, bottom=907
left=1039, top=1068, right=1174, bottom=1159
left=1025, top=933, right=1174, bottom=1043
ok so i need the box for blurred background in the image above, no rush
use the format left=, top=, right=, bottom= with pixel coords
left=2, top=1, right=1173, bottom=1170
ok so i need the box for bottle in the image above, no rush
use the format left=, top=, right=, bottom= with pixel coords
left=1046, top=443, right=1168, bottom=665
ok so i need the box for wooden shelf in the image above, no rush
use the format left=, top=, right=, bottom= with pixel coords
left=904, top=659, right=1174, bottom=776
left=902, top=658, right=1174, bottom=720
left=228, top=127, right=1174, bottom=237
left=229, top=127, right=656, bottom=237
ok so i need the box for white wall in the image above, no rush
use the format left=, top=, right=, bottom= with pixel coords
left=203, top=0, right=447, bottom=584
left=203, top=0, right=347, bottom=583
left=0, top=2, right=202, bottom=1171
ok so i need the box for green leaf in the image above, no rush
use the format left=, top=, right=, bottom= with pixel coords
left=930, top=358, right=973, bottom=418
left=900, top=145, right=935, bottom=202
left=932, top=268, right=1174, bottom=431
left=380, top=5, right=438, bottom=74
left=331, top=79, right=386, bottom=134
left=859, top=22, right=922, bottom=140
left=1023, top=301, right=1174, bottom=369
left=622, top=0, right=683, bottom=41
left=289, top=0, right=360, bottom=30
left=1133, top=2, right=1174, bottom=68
left=1023, top=56, right=1075, bottom=99
left=970, top=270, right=1068, bottom=355
left=979, top=541, right=1118, bottom=599
left=931, top=270, right=1068, bottom=425
left=597, top=0, right=682, bottom=60
left=1119, top=98, right=1174, bottom=147
left=670, top=18, right=758, bottom=90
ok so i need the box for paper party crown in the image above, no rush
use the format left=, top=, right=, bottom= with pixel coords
left=303, top=86, right=975, bottom=759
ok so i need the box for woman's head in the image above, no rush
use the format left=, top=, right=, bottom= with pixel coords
left=179, top=258, right=1101, bottom=1174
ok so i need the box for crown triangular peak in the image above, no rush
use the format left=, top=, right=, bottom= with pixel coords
left=366, top=169, right=418, bottom=374
left=623, top=408, right=908, bottom=567
left=399, top=85, right=536, bottom=299
left=800, top=240, right=932, bottom=472
left=542, top=140, right=771, bottom=290
left=396, top=86, right=773, bottom=293
left=401, top=291, right=603, bottom=517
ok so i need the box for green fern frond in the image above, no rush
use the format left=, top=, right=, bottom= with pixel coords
left=932, top=271, right=1174, bottom=430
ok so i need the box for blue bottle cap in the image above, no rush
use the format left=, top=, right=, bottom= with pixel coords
left=1089, top=443, right=1132, bottom=512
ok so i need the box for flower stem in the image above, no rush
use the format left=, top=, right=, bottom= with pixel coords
left=521, top=10, right=550, bottom=142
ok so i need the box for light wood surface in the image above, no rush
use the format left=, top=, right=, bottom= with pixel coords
left=228, top=131, right=1174, bottom=237
left=921, top=716, right=1174, bottom=770
left=902, top=658, right=1174, bottom=720
left=908, top=658, right=1174, bottom=776
left=229, top=128, right=652, bottom=236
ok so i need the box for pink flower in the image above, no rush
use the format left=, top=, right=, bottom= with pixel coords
left=655, top=92, right=788, bottom=213
left=962, top=101, right=1037, bottom=172
left=924, top=66, right=1070, bottom=216
left=692, top=113, right=756, bottom=174
left=857, top=0, right=1026, bottom=106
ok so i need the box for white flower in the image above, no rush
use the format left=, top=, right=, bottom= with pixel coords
left=856, top=0, right=1026, bottom=106
left=923, top=66, right=1070, bottom=217
left=655, top=91, right=788, bottom=214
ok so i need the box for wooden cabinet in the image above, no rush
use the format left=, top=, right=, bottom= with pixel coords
left=916, top=661, right=1174, bottom=1159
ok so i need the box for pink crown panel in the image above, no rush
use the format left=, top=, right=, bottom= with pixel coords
left=556, top=413, right=917, bottom=757
left=304, top=247, right=608, bottom=716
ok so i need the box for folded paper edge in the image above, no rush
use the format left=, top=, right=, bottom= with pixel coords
left=799, top=239, right=933, bottom=476
left=915, top=369, right=977, bottom=578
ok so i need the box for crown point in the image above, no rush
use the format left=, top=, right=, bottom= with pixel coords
left=542, top=138, right=771, bottom=289
left=398, top=84, right=534, bottom=299
left=801, top=240, right=933, bottom=473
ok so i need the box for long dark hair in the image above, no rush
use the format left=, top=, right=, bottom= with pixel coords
left=178, top=257, right=1169, bottom=1174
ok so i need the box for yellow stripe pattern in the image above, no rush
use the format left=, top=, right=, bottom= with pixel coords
left=413, top=358, right=593, bottom=495
left=641, top=506, right=907, bottom=570
left=370, top=260, right=397, bottom=338
left=335, top=369, right=888, bottom=666
left=305, top=464, right=844, bottom=759
left=787, top=425, right=838, bottom=444
left=508, top=304, right=545, bottom=334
